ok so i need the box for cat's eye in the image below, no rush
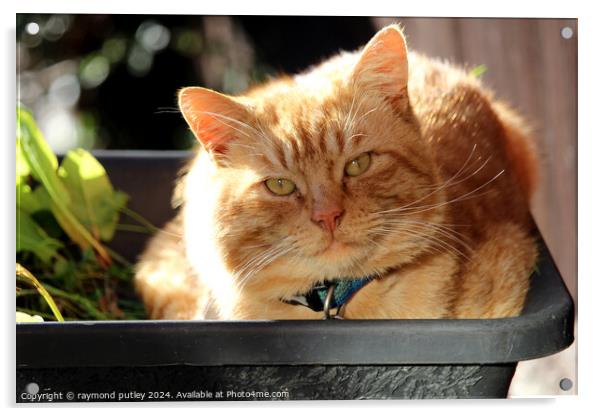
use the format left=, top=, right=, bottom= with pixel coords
left=344, top=152, right=371, bottom=177
left=265, top=178, right=297, bottom=196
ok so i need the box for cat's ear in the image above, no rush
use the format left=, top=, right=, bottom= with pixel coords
left=178, top=87, right=249, bottom=152
left=351, top=25, right=409, bottom=106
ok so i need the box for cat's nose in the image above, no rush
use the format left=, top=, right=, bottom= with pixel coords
left=311, top=207, right=345, bottom=233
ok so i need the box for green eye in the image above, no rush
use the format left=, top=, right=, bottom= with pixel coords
left=265, top=178, right=297, bottom=196
left=344, top=152, right=371, bottom=177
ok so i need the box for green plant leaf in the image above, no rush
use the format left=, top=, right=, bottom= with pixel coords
left=17, top=108, right=59, bottom=182
left=470, top=64, right=488, bottom=78
left=31, top=208, right=64, bottom=239
left=58, top=149, right=129, bottom=241
left=16, top=183, right=44, bottom=214
left=17, top=208, right=63, bottom=264
left=16, top=134, right=45, bottom=215
left=16, top=263, right=65, bottom=322
left=16, top=137, right=31, bottom=187
left=17, top=106, right=112, bottom=265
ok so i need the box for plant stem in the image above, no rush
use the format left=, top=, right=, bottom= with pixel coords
left=16, top=263, right=64, bottom=322
left=104, top=246, right=132, bottom=268
left=115, top=224, right=151, bottom=233
left=15, top=289, right=40, bottom=297
left=43, top=285, right=110, bottom=320
left=16, top=307, right=60, bottom=321
left=120, top=206, right=161, bottom=233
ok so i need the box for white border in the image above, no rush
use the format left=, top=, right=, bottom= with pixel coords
left=8, top=0, right=584, bottom=17
left=3, top=0, right=601, bottom=413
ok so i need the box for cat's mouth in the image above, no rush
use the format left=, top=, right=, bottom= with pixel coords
left=316, top=239, right=358, bottom=257
left=307, top=230, right=377, bottom=265
left=322, top=240, right=346, bottom=253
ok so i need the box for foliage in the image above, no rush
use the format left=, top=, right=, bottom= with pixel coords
left=16, top=106, right=146, bottom=321
left=16, top=263, right=64, bottom=322
left=470, top=64, right=488, bottom=78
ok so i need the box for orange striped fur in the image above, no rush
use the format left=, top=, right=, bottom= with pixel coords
left=135, top=25, right=538, bottom=320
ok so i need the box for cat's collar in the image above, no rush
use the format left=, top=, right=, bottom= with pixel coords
left=283, top=276, right=375, bottom=319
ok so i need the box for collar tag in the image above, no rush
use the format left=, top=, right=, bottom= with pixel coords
left=283, top=276, right=375, bottom=313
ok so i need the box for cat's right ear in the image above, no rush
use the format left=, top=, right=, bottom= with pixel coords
left=178, top=87, right=249, bottom=153
left=351, top=25, right=409, bottom=109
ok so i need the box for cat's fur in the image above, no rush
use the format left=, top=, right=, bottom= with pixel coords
left=135, top=25, right=538, bottom=320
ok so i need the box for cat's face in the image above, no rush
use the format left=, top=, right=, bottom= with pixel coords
left=181, top=25, right=446, bottom=292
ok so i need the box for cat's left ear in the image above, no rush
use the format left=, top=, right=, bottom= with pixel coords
left=178, top=87, right=250, bottom=153
left=351, top=24, right=409, bottom=108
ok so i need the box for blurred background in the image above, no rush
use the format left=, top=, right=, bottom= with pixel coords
left=16, top=15, right=577, bottom=396
left=16, top=15, right=377, bottom=151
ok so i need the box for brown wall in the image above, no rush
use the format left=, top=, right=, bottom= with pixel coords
left=373, top=17, right=578, bottom=301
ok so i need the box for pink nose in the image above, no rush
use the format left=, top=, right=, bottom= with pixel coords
left=311, top=207, right=344, bottom=233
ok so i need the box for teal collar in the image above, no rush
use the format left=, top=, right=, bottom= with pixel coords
left=284, top=276, right=375, bottom=317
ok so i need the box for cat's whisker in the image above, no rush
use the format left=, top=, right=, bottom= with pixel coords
left=194, top=111, right=260, bottom=139
left=204, top=111, right=260, bottom=135
left=347, top=254, right=377, bottom=279
left=239, top=242, right=276, bottom=250
left=421, top=144, right=478, bottom=191
left=380, top=189, right=495, bottom=223
left=390, top=186, right=499, bottom=218
left=368, top=228, right=447, bottom=258
left=371, top=219, right=466, bottom=253
left=375, top=169, right=504, bottom=217
left=202, top=111, right=253, bottom=137
left=423, top=154, right=493, bottom=192
left=347, top=133, right=367, bottom=142
left=234, top=248, right=282, bottom=292
left=401, top=225, right=472, bottom=261
left=375, top=145, right=480, bottom=216
left=234, top=240, right=298, bottom=292
left=223, top=142, right=256, bottom=150
left=364, top=235, right=387, bottom=252
left=355, top=107, right=377, bottom=125
left=215, top=227, right=259, bottom=239
left=385, top=220, right=474, bottom=254
left=236, top=246, right=295, bottom=293
left=342, top=89, right=359, bottom=133
left=386, top=218, right=471, bottom=241
left=372, top=224, right=470, bottom=261
left=253, top=122, right=276, bottom=146
left=219, top=143, right=269, bottom=159
left=349, top=95, right=371, bottom=128
left=419, top=223, right=473, bottom=248
left=235, top=243, right=285, bottom=277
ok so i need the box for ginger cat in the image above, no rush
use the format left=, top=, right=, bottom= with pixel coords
left=135, top=24, right=538, bottom=320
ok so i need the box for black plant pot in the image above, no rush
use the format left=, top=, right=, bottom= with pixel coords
left=16, top=151, right=574, bottom=401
